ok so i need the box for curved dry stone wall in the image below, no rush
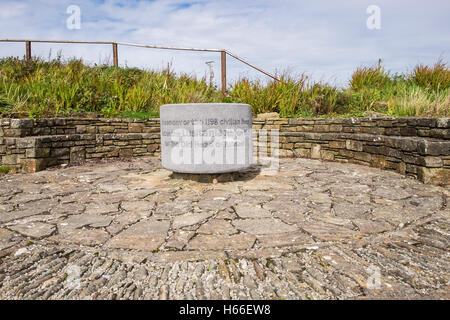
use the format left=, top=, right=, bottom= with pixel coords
left=0, top=118, right=160, bottom=172
left=1, top=116, right=449, bottom=185
left=253, top=117, right=449, bottom=185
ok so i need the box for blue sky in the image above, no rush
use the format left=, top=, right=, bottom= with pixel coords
left=0, top=0, right=449, bottom=86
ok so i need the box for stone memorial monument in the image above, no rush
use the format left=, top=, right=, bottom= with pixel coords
left=160, top=103, right=253, bottom=173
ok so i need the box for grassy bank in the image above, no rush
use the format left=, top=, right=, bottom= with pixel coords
left=0, top=56, right=448, bottom=118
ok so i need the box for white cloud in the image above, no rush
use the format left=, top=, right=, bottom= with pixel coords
left=0, top=0, right=448, bottom=86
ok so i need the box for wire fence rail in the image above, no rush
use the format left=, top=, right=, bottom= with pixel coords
left=0, top=39, right=281, bottom=94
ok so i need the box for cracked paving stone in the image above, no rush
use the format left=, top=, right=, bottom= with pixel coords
left=85, top=202, right=119, bottom=215
left=0, top=227, right=13, bottom=241
left=165, top=230, right=195, bottom=250
left=242, top=176, right=294, bottom=191
left=49, top=229, right=110, bottom=246
left=332, top=202, right=373, bottom=219
left=352, top=219, right=394, bottom=234
left=301, top=220, right=362, bottom=241
left=58, top=214, right=114, bottom=231
left=107, top=220, right=170, bottom=251
left=195, top=198, right=230, bottom=212
left=256, top=231, right=315, bottom=248
left=271, top=206, right=311, bottom=225
left=232, top=218, right=298, bottom=235
left=51, top=203, right=86, bottom=215
left=372, top=186, right=412, bottom=200
left=120, top=200, right=155, bottom=212
left=187, top=233, right=256, bottom=250
left=97, top=184, right=128, bottom=193
left=0, top=199, right=56, bottom=223
left=196, top=219, right=237, bottom=235
left=0, top=228, right=15, bottom=250
left=234, top=203, right=272, bottom=218
left=372, top=206, right=410, bottom=226
left=0, top=208, right=50, bottom=224
left=306, top=192, right=332, bottom=205
left=8, top=222, right=56, bottom=239
left=154, top=201, right=192, bottom=218
left=172, top=212, right=214, bottom=229
left=107, top=210, right=152, bottom=235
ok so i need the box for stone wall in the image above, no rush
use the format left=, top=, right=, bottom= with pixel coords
left=1, top=116, right=449, bottom=185
left=0, top=118, right=160, bottom=172
left=0, top=118, right=160, bottom=137
left=253, top=117, right=449, bottom=185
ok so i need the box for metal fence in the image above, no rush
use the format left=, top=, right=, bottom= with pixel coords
left=0, top=39, right=281, bottom=94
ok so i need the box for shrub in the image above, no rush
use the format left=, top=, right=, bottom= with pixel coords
left=411, top=59, right=450, bottom=91
left=350, top=60, right=391, bottom=90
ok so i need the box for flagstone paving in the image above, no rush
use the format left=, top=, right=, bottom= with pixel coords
left=0, top=157, right=448, bottom=299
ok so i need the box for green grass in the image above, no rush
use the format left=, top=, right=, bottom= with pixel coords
left=119, top=110, right=160, bottom=119
left=0, top=166, right=13, bottom=174
left=0, top=56, right=448, bottom=118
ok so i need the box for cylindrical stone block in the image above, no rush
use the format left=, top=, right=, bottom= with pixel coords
left=160, top=103, right=253, bottom=173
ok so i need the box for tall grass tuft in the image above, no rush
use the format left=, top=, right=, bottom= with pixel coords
left=350, top=60, right=391, bottom=90
left=411, top=59, right=450, bottom=91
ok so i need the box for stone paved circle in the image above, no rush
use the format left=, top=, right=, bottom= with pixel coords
left=0, top=157, right=448, bottom=300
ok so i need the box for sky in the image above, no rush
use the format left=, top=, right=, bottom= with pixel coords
left=0, top=0, right=449, bottom=87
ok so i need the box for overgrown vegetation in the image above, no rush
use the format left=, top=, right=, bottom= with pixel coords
left=0, top=166, right=12, bottom=174
left=0, top=56, right=448, bottom=118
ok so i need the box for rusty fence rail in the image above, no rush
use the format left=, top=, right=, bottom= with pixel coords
left=0, top=39, right=281, bottom=94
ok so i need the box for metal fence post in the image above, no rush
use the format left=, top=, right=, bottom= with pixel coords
left=221, top=51, right=226, bottom=95
left=112, top=43, right=118, bottom=67
left=26, top=41, right=31, bottom=60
